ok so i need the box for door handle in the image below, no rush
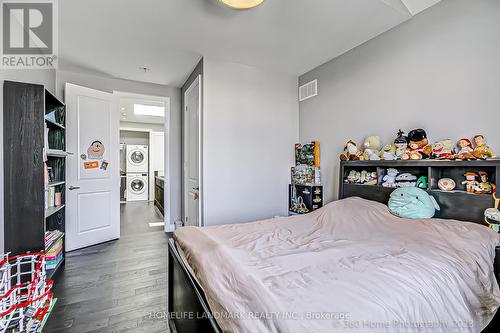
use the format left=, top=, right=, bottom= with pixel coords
left=190, top=192, right=199, bottom=200
left=68, top=185, right=80, bottom=190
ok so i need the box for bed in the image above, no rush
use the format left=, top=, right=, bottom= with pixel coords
left=168, top=161, right=500, bottom=333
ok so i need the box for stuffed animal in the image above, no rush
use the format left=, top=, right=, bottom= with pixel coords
left=395, top=173, right=417, bottom=187
left=401, top=129, right=429, bottom=160
left=416, top=176, right=428, bottom=189
left=394, top=130, right=408, bottom=160
left=429, top=140, right=455, bottom=159
left=388, top=187, right=440, bottom=219
left=382, top=168, right=399, bottom=188
left=361, top=136, right=381, bottom=160
left=472, top=135, right=496, bottom=159
left=340, top=140, right=362, bottom=161
left=462, top=172, right=479, bottom=193
left=455, top=138, right=476, bottom=160
left=380, top=144, right=397, bottom=160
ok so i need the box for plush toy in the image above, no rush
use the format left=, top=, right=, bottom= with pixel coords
left=416, top=176, right=428, bottom=189
left=455, top=138, right=476, bottom=160
left=438, top=178, right=456, bottom=191
left=382, top=168, right=399, bottom=188
left=472, top=135, right=496, bottom=159
left=380, top=144, right=397, bottom=160
left=429, top=140, right=455, bottom=159
left=484, top=189, right=500, bottom=228
left=401, top=129, right=429, bottom=160
left=475, top=171, right=493, bottom=194
left=462, top=172, right=479, bottom=193
left=395, top=173, right=417, bottom=187
left=388, top=187, right=440, bottom=219
left=394, top=130, right=408, bottom=160
left=361, top=136, right=382, bottom=161
left=340, top=140, right=362, bottom=161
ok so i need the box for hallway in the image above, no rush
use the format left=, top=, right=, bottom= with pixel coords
left=45, top=202, right=169, bottom=333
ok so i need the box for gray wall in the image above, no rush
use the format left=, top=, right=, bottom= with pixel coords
left=0, top=70, right=56, bottom=253
left=56, top=70, right=182, bottom=227
left=203, top=58, right=299, bottom=226
left=299, top=0, right=500, bottom=203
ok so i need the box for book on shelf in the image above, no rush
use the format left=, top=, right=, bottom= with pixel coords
left=45, top=230, right=63, bottom=248
left=46, top=252, right=63, bottom=269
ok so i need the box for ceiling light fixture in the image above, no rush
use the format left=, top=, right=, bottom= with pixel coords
left=134, top=104, right=165, bottom=117
left=220, top=0, right=264, bottom=9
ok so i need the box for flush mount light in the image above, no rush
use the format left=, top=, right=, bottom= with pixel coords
left=134, top=104, right=165, bottom=117
left=220, top=0, right=264, bottom=9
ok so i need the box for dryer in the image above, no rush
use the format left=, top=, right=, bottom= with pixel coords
left=126, top=145, right=148, bottom=173
left=126, top=173, right=148, bottom=201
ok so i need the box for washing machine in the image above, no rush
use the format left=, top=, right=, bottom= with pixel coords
left=126, top=145, right=148, bottom=173
left=126, top=173, right=148, bottom=201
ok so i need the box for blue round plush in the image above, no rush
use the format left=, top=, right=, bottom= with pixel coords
left=388, top=187, right=440, bottom=219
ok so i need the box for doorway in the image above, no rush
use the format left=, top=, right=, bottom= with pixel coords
left=116, top=92, right=170, bottom=232
left=183, top=75, right=203, bottom=227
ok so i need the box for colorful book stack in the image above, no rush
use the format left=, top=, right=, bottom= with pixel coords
left=45, top=237, right=63, bottom=270
left=292, top=141, right=321, bottom=185
left=45, top=230, right=64, bottom=249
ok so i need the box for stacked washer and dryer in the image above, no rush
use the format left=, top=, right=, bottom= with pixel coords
left=126, top=145, right=149, bottom=201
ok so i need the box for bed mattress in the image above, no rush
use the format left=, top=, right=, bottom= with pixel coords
left=174, top=197, right=500, bottom=333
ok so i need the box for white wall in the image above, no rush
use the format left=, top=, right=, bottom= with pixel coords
left=56, top=70, right=182, bottom=228
left=203, top=58, right=299, bottom=226
left=0, top=70, right=56, bottom=253
left=299, top=0, right=500, bottom=203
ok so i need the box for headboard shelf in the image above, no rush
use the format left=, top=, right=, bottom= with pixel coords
left=339, top=160, right=500, bottom=225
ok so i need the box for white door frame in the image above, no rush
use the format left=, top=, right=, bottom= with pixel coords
left=183, top=75, right=203, bottom=227
left=114, top=91, right=171, bottom=228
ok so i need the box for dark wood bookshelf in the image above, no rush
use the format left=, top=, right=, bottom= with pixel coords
left=3, top=80, right=66, bottom=279
left=340, top=159, right=500, bottom=225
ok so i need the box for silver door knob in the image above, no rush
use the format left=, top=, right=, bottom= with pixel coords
left=68, top=185, right=80, bottom=190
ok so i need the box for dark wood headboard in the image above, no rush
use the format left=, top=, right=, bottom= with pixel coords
left=339, top=160, right=500, bottom=225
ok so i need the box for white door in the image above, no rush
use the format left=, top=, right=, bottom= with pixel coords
left=65, top=83, right=120, bottom=251
left=183, top=76, right=202, bottom=227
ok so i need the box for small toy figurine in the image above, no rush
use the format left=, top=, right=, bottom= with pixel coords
left=380, top=144, right=397, bottom=160
left=429, top=140, right=455, bottom=159
left=455, top=138, right=476, bottom=160
left=462, top=172, right=479, bottom=193
left=364, top=172, right=378, bottom=186
left=346, top=170, right=358, bottom=183
left=472, top=135, right=496, bottom=159
left=340, top=140, right=362, bottom=161
left=382, top=168, right=399, bottom=188
left=394, top=130, right=408, bottom=160
left=401, top=129, right=429, bottom=160
left=360, top=136, right=382, bottom=161
left=484, top=188, right=500, bottom=229
left=475, top=171, right=493, bottom=194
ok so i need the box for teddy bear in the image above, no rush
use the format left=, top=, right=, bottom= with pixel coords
left=340, top=140, right=362, bottom=161
left=401, top=129, right=429, bottom=160
left=360, top=136, right=381, bottom=161
left=382, top=168, right=399, bottom=188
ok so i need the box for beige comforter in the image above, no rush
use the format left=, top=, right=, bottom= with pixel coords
left=174, top=197, right=500, bottom=333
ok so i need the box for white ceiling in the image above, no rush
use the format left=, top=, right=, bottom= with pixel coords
left=59, top=0, right=440, bottom=87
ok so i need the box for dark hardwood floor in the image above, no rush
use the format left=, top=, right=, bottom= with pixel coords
left=45, top=202, right=169, bottom=333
